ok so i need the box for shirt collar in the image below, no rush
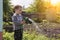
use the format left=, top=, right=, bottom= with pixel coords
left=13, top=13, right=22, bottom=16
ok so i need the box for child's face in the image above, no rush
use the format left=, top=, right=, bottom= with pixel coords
left=15, top=7, right=22, bottom=14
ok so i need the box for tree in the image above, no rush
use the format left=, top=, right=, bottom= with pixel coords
left=24, top=0, right=47, bottom=22
left=3, top=0, right=12, bottom=22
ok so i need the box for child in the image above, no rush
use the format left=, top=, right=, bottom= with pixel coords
left=12, top=5, right=24, bottom=40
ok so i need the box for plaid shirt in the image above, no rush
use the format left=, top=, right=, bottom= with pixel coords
left=12, top=13, right=23, bottom=30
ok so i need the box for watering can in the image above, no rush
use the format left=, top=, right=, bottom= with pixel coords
left=22, top=11, right=32, bottom=24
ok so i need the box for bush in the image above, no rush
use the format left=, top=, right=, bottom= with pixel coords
left=3, top=30, right=60, bottom=40
left=3, top=30, right=14, bottom=40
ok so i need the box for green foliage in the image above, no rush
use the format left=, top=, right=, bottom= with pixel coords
left=3, top=0, right=11, bottom=13
left=25, top=0, right=46, bottom=13
left=34, top=0, right=46, bottom=13
left=3, top=22, right=13, bottom=26
left=3, top=30, right=14, bottom=40
left=3, top=0, right=13, bottom=22
left=3, top=30, right=60, bottom=40
left=56, top=16, right=60, bottom=23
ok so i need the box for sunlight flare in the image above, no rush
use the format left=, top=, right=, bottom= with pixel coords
left=50, top=0, right=60, bottom=5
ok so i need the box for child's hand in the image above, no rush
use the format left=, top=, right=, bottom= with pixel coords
left=20, top=20, right=25, bottom=24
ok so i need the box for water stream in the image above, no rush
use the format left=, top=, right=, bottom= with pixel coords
left=27, top=18, right=42, bottom=33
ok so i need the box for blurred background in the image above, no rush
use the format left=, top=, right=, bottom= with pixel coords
left=3, top=0, right=60, bottom=40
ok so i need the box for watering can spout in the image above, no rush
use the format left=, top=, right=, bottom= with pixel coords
left=24, top=17, right=32, bottom=24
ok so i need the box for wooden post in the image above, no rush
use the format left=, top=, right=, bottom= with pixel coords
left=0, top=32, right=2, bottom=40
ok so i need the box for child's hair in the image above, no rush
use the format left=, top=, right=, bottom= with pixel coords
left=13, top=5, right=22, bottom=13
